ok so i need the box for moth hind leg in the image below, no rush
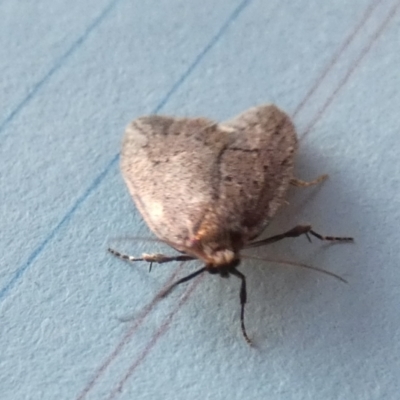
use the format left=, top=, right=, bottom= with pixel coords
left=290, top=174, right=328, bottom=188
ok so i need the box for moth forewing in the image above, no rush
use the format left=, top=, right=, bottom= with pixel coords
left=114, top=104, right=353, bottom=344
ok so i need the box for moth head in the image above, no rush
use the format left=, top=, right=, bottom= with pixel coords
left=186, top=216, right=243, bottom=267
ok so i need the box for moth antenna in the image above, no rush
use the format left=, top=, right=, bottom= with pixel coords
left=110, top=235, right=166, bottom=245
left=115, top=261, right=188, bottom=323
left=241, top=255, right=347, bottom=283
left=160, top=266, right=207, bottom=298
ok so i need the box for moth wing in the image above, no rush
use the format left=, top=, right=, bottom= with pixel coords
left=217, top=104, right=298, bottom=240
left=120, top=115, right=230, bottom=251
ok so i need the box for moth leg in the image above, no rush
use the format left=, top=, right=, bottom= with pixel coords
left=161, top=266, right=207, bottom=297
left=108, top=248, right=194, bottom=265
left=247, top=225, right=354, bottom=249
left=230, top=268, right=252, bottom=345
left=290, top=174, right=328, bottom=187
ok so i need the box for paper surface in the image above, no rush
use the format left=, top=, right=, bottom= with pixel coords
left=1, top=0, right=399, bottom=399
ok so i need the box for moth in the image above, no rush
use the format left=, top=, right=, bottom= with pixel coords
left=109, top=104, right=353, bottom=344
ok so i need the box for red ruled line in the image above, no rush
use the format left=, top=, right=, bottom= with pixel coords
left=106, top=275, right=204, bottom=400
left=292, top=0, right=383, bottom=119
left=302, top=0, right=400, bottom=138
left=75, top=263, right=185, bottom=400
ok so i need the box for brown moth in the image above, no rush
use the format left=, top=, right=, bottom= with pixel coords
left=109, top=104, right=353, bottom=344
